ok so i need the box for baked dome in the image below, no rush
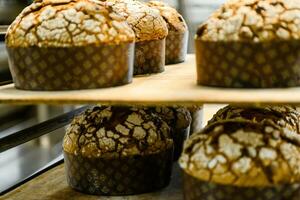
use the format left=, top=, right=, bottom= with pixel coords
left=63, top=106, right=173, bottom=158
left=107, top=0, right=168, bottom=42
left=208, top=105, right=300, bottom=133
left=179, top=120, right=300, bottom=187
left=6, top=0, right=135, bottom=47
left=147, top=1, right=187, bottom=33
left=147, top=106, right=191, bottom=130
left=197, top=0, right=300, bottom=42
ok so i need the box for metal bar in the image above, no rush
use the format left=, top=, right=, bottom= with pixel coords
left=0, top=154, right=64, bottom=195
left=0, top=25, right=8, bottom=42
left=0, top=106, right=89, bottom=153
left=0, top=25, right=8, bottom=35
left=0, top=80, right=13, bottom=86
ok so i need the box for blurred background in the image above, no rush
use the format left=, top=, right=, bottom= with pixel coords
left=0, top=0, right=226, bottom=194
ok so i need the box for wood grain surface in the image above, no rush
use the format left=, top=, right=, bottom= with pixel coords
left=1, top=164, right=183, bottom=200
left=1, top=55, right=300, bottom=106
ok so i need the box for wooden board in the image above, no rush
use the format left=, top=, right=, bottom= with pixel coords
left=1, top=164, right=183, bottom=200
left=2, top=55, right=300, bottom=105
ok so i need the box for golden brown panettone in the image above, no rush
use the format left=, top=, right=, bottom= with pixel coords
left=106, top=0, right=168, bottom=42
left=179, top=120, right=300, bottom=187
left=6, top=0, right=135, bottom=47
left=197, top=0, right=300, bottom=42
left=63, top=106, right=173, bottom=158
left=208, top=105, right=300, bottom=134
left=5, top=0, right=136, bottom=91
left=147, top=1, right=187, bottom=33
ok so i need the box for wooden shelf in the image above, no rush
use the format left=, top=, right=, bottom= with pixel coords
left=1, top=54, right=300, bottom=105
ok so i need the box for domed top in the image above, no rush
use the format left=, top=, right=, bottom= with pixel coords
left=107, top=0, right=168, bottom=42
left=6, top=0, right=135, bottom=48
left=208, top=105, right=300, bottom=133
left=147, top=106, right=191, bottom=130
left=179, top=120, right=300, bottom=187
left=63, top=106, right=173, bottom=159
left=197, top=0, right=300, bottom=42
left=147, top=1, right=187, bottom=33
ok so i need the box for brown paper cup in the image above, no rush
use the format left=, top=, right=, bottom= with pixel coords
left=134, top=39, right=165, bottom=75
left=173, top=126, right=190, bottom=161
left=166, top=31, right=188, bottom=65
left=64, top=148, right=173, bottom=196
left=195, top=39, right=300, bottom=88
left=6, top=43, right=134, bottom=90
left=183, top=173, right=300, bottom=200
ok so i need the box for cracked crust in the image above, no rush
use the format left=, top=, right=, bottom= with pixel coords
left=63, top=106, right=173, bottom=159
left=179, top=120, right=300, bottom=187
left=147, top=1, right=187, bottom=33
left=107, top=0, right=168, bottom=42
left=197, top=0, right=300, bottom=42
left=208, top=105, right=300, bottom=134
left=147, top=106, right=191, bottom=130
left=6, top=0, right=135, bottom=48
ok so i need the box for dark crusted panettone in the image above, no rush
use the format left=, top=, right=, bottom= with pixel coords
left=63, top=106, right=173, bottom=158
left=148, top=106, right=191, bottom=130
left=63, top=106, right=174, bottom=195
left=5, top=0, right=135, bottom=90
left=179, top=120, right=300, bottom=200
left=208, top=105, right=300, bottom=134
left=147, top=106, right=192, bottom=160
left=180, top=120, right=300, bottom=187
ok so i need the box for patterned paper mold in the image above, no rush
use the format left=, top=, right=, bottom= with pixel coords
left=208, top=105, right=300, bottom=134
left=148, top=1, right=188, bottom=64
left=5, top=0, right=135, bottom=90
left=133, top=39, right=165, bottom=75
left=147, top=106, right=192, bottom=161
left=179, top=120, right=300, bottom=200
left=63, top=106, right=174, bottom=195
left=107, top=0, right=168, bottom=75
left=195, top=0, right=300, bottom=88
left=195, top=39, right=300, bottom=88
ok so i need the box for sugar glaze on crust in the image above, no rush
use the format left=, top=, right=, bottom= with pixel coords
left=63, top=106, right=173, bottom=159
left=179, top=120, right=300, bottom=187
left=198, top=0, right=300, bottom=42
left=6, top=0, right=135, bottom=47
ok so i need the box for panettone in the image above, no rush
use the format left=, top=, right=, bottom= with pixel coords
left=107, top=0, right=168, bottom=75
left=148, top=1, right=187, bottom=33
left=107, top=0, right=167, bottom=42
left=179, top=120, right=300, bottom=200
left=63, top=106, right=173, bottom=158
left=195, top=0, right=300, bottom=88
left=147, top=106, right=192, bottom=160
left=6, top=0, right=135, bottom=47
left=63, top=106, right=174, bottom=195
left=148, top=1, right=188, bottom=64
left=208, top=105, right=300, bottom=134
left=198, top=0, right=300, bottom=42
left=6, top=0, right=135, bottom=90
